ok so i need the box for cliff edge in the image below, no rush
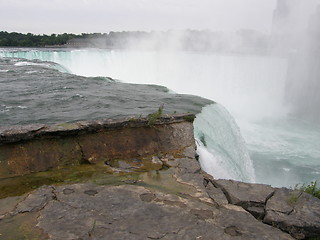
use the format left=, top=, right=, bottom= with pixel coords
left=0, top=114, right=319, bottom=239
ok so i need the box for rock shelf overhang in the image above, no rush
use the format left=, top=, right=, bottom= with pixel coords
left=0, top=114, right=195, bottom=178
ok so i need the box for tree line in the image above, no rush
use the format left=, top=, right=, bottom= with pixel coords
left=0, top=31, right=79, bottom=47
left=0, top=30, right=271, bottom=55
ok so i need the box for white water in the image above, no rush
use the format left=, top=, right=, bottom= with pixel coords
left=194, top=104, right=255, bottom=182
left=1, top=48, right=319, bottom=186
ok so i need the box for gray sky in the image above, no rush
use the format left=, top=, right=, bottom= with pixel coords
left=1, top=0, right=277, bottom=34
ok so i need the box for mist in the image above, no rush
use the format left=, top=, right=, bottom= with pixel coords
left=82, top=0, right=318, bottom=123
left=271, top=0, right=320, bottom=122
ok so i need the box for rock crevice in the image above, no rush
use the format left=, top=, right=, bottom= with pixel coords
left=203, top=178, right=320, bottom=239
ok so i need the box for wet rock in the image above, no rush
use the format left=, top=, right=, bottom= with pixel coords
left=0, top=114, right=195, bottom=178
left=0, top=195, right=25, bottom=219
left=139, top=193, right=156, bottom=202
left=0, top=137, right=83, bottom=177
left=62, top=188, right=75, bottom=195
left=264, top=188, right=320, bottom=239
left=151, top=156, right=163, bottom=168
left=117, top=160, right=136, bottom=169
left=84, top=190, right=98, bottom=196
left=224, top=226, right=242, bottom=236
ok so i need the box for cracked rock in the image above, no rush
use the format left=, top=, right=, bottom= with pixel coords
left=213, top=179, right=274, bottom=219
left=2, top=184, right=294, bottom=240
left=205, top=181, right=229, bottom=206
left=264, top=188, right=320, bottom=239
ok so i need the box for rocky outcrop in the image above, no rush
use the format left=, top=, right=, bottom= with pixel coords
left=264, top=188, right=320, bottom=239
left=0, top=183, right=294, bottom=240
left=0, top=114, right=195, bottom=178
left=212, top=179, right=275, bottom=219
left=0, top=146, right=293, bottom=240
left=204, top=178, right=320, bottom=239
left=0, top=115, right=319, bottom=239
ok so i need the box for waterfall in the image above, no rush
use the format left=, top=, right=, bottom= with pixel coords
left=194, top=103, right=256, bottom=182
left=0, top=49, right=286, bottom=182
left=2, top=48, right=319, bottom=187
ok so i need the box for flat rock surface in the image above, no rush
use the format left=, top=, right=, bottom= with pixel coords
left=0, top=184, right=293, bottom=240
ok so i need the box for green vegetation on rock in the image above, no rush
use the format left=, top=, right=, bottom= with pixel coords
left=147, top=105, right=164, bottom=126
left=297, top=181, right=320, bottom=199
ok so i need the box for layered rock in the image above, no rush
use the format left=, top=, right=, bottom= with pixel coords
left=0, top=114, right=195, bottom=178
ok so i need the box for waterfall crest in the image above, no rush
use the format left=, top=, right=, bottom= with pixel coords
left=194, top=103, right=255, bottom=182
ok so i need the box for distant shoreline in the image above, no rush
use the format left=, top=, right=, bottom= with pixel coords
left=0, top=30, right=272, bottom=55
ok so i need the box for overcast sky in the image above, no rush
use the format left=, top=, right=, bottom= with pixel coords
left=1, top=0, right=277, bottom=34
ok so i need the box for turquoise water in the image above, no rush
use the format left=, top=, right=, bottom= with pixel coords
left=239, top=118, right=320, bottom=187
